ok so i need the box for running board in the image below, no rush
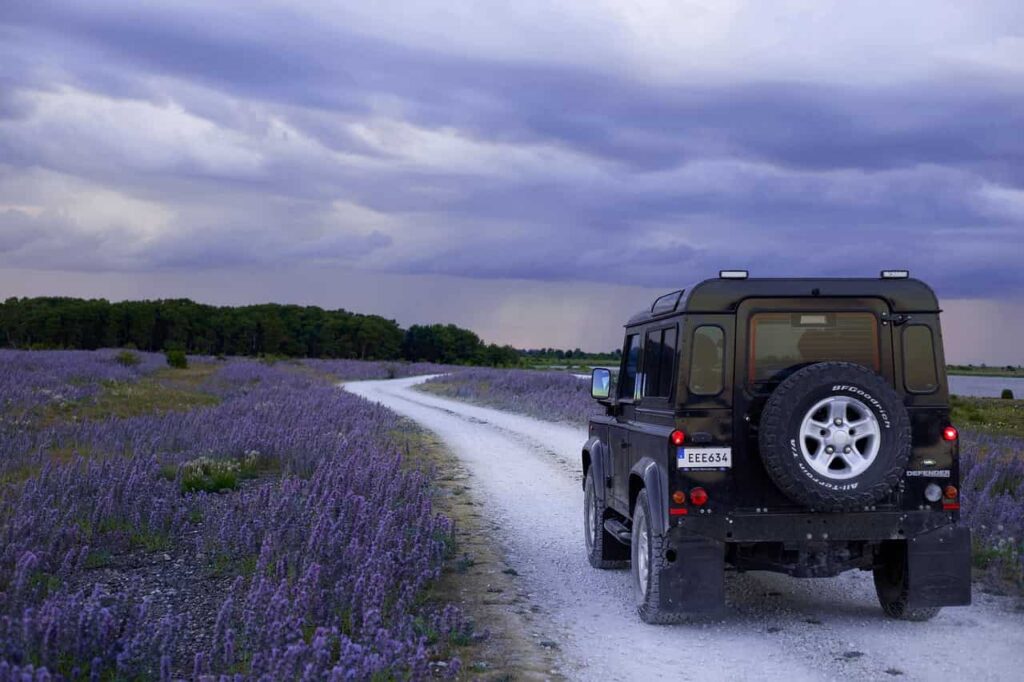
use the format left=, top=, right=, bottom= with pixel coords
left=604, top=518, right=632, bottom=545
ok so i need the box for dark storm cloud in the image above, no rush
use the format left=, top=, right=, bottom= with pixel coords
left=1, top=0, right=1023, bottom=303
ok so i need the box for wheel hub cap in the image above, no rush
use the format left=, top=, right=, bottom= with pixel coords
left=799, top=395, right=881, bottom=480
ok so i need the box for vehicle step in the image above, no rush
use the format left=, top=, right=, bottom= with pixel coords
left=604, top=518, right=632, bottom=545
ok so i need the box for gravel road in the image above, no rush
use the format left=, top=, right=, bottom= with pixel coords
left=346, top=376, right=1024, bottom=681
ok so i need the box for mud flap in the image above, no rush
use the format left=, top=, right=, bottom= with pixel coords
left=907, top=525, right=972, bottom=608
left=659, top=531, right=726, bottom=614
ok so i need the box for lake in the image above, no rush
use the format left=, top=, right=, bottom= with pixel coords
left=948, top=375, right=1024, bottom=398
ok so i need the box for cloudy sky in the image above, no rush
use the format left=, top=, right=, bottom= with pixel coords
left=1, top=1, right=1023, bottom=361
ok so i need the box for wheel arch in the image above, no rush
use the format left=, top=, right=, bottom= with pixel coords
left=629, top=457, right=669, bottom=536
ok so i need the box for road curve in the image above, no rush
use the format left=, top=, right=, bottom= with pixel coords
left=346, top=376, right=1024, bottom=681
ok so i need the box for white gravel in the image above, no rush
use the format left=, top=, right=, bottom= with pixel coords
left=346, top=376, right=1024, bottom=682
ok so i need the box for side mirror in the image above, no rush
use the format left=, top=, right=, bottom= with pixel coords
left=591, top=368, right=611, bottom=400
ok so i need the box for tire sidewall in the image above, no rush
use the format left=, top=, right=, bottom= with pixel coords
left=584, top=470, right=597, bottom=555
left=631, top=491, right=651, bottom=605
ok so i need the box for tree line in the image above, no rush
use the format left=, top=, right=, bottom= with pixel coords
left=0, top=297, right=521, bottom=366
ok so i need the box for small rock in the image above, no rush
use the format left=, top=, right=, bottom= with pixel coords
left=805, top=618, right=823, bottom=625
left=502, top=568, right=519, bottom=576
left=841, top=651, right=864, bottom=660
left=885, top=668, right=904, bottom=676
left=539, top=640, right=560, bottom=650
left=767, top=626, right=782, bottom=634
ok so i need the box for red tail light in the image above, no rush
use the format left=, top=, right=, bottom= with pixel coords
left=670, top=429, right=686, bottom=447
left=690, top=487, right=708, bottom=506
left=943, top=426, right=958, bottom=442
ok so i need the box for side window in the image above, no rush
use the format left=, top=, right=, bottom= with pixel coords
left=643, top=326, right=678, bottom=399
left=689, top=326, right=724, bottom=395
left=619, top=334, right=641, bottom=400
left=903, top=325, right=938, bottom=393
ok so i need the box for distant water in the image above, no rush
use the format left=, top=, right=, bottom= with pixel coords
left=948, top=375, right=1024, bottom=398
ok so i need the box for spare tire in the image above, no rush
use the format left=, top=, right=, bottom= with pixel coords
left=758, top=362, right=911, bottom=511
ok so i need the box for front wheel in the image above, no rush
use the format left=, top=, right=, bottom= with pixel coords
left=584, top=470, right=628, bottom=569
left=631, top=490, right=685, bottom=624
left=873, top=542, right=941, bottom=621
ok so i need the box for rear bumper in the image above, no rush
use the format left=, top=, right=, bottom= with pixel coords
left=673, top=509, right=959, bottom=544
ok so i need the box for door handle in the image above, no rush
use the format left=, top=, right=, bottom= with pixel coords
left=620, top=440, right=630, bottom=449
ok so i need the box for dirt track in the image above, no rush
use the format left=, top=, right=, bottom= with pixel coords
left=347, top=376, right=1024, bottom=681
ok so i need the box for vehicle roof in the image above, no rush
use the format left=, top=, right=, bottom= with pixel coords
left=626, top=277, right=940, bottom=327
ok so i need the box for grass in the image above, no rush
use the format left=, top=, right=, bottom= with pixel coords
left=44, top=365, right=221, bottom=423
left=951, top=395, right=1024, bottom=438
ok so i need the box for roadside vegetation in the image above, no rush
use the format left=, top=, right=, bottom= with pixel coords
left=421, top=368, right=602, bottom=424
left=0, top=350, right=472, bottom=679
left=947, top=364, right=1024, bottom=378
left=418, top=369, right=1024, bottom=594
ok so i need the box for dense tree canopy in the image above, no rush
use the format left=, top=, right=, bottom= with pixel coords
left=0, top=297, right=519, bottom=365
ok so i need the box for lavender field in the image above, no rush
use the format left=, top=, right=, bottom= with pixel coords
left=421, top=369, right=601, bottom=424
left=422, top=368, right=1024, bottom=590
left=0, top=350, right=466, bottom=680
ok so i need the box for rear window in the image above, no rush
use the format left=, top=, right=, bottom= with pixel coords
left=903, top=325, right=938, bottom=393
left=749, top=312, right=879, bottom=384
left=689, top=326, right=724, bottom=395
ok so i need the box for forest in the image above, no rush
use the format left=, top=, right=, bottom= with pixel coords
left=0, top=297, right=521, bottom=365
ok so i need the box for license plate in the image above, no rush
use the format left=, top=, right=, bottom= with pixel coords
left=677, top=447, right=732, bottom=470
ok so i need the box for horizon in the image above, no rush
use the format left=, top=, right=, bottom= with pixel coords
left=2, top=1, right=1023, bottom=363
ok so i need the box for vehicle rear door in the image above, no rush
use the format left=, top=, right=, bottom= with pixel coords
left=733, top=297, right=895, bottom=510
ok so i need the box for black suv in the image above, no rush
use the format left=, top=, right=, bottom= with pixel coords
left=582, top=272, right=971, bottom=623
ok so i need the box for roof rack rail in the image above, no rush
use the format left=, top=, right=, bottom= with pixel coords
left=650, top=290, right=685, bottom=315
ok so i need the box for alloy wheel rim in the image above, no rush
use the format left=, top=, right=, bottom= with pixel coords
left=636, top=513, right=649, bottom=597
left=584, top=478, right=595, bottom=553
left=799, top=395, right=881, bottom=480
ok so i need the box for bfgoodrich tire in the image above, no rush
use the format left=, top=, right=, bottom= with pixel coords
left=631, top=490, right=686, bottom=624
left=584, top=470, right=629, bottom=569
left=874, top=541, right=941, bottom=621
left=758, top=362, right=911, bottom=511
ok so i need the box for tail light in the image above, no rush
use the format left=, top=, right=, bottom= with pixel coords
left=690, top=487, right=708, bottom=506
left=943, top=485, right=960, bottom=510
left=943, top=426, right=958, bottom=442
left=670, top=429, right=686, bottom=446
left=672, top=490, right=686, bottom=505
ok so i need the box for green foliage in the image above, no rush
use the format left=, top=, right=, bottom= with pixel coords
left=178, top=457, right=239, bottom=493
left=402, top=323, right=520, bottom=366
left=1002, top=388, right=1015, bottom=400
left=172, top=452, right=264, bottom=494
left=951, top=395, right=1024, bottom=437
left=115, top=349, right=140, bottom=367
left=165, top=349, right=188, bottom=369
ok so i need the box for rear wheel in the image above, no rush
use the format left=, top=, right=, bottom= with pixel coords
left=631, top=490, right=685, bottom=624
left=584, top=469, right=628, bottom=569
left=873, top=542, right=941, bottom=621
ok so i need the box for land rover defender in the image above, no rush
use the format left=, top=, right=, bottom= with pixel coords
left=582, top=271, right=971, bottom=623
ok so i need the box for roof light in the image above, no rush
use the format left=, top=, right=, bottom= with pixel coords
left=670, top=429, right=686, bottom=447
left=943, top=426, right=958, bottom=442
left=719, top=270, right=749, bottom=279
left=880, top=270, right=910, bottom=279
